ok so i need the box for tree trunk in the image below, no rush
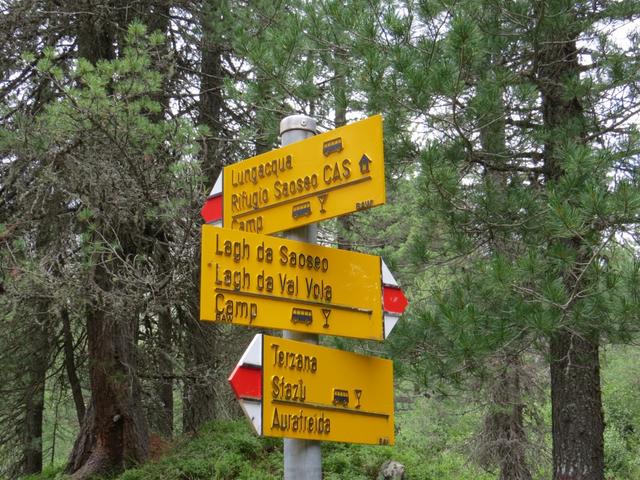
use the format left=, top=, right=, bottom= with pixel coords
left=154, top=307, right=174, bottom=438
left=535, top=3, right=605, bottom=478
left=199, top=0, right=225, bottom=183
left=181, top=303, right=219, bottom=433
left=479, top=355, right=532, bottom=480
left=21, top=324, right=48, bottom=475
left=66, top=6, right=149, bottom=477
left=22, top=170, right=59, bottom=475
left=550, top=332, right=603, bottom=480
left=66, top=263, right=149, bottom=479
left=62, top=307, right=86, bottom=426
left=476, top=37, right=532, bottom=476
left=333, top=55, right=353, bottom=251
left=180, top=0, right=227, bottom=432
left=145, top=6, right=174, bottom=438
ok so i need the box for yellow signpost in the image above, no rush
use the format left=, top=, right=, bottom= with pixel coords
left=261, top=334, right=394, bottom=445
left=200, top=224, right=385, bottom=340
left=206, top=114, right=404, bottom=457
left=222, top=115, right=385, bottom=235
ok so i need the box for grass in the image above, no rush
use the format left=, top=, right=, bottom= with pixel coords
left=19, top=345, right=640, bottom=479
left=22, top=402, right=490, bottom=480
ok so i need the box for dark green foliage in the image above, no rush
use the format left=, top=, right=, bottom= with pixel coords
left=16, top=345, right=640, bottom=479
left=371, top=2, right=640, bottom=477
left=108, top=412, right=493, bottom=480
left=379, top=0, right=640, bottom=387
left=3, top=0, right=640, bottom=478
left=117, top=422, right=282, bottom=480
left=117, top=396, right=504, bottom=480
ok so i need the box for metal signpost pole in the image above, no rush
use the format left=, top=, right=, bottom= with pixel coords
left=280, top=114, right=322, bottom=480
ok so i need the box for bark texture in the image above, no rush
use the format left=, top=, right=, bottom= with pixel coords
left=535, top=3, right=605, bottom=478
left=478, top=355, right=532, bottom=480
left=550, top=332, right=603, bottom=480
left=22, top=324, right=48, bottom=475
left=199, top=0, right=225, bottom=183
left=67, top=262, right=149, bottom=479
left=154, top=307, right=174, bottom=438
left=62, top=307, right=86, bottom=426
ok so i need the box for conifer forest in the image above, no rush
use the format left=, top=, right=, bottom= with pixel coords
left=1, top=1, right=640, bottom=479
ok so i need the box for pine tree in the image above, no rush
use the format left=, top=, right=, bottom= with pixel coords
left=0, top=2, right=78, bottom=474
left=385, top=1, right=640, bottom=478
left=2, top=7, right=205, bottom=473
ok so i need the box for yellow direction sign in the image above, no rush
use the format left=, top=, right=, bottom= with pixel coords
left=230, top=334, right=394, bottom=445
left=222, top=115, right=385, bottom=235
left=200, top=225, right=385, bottom=340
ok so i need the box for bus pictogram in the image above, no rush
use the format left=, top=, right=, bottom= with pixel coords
left=291, top=308, right=313, bottom=325
left=292, top=201, right=312, bottom=218
left=332, top=388, right=350, bottom=406
left=323, top=137, right=343, bottom=156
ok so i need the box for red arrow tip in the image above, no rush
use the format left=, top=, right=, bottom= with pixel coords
left=228, top=364, right=262, bottom=400
left=201, top=194, right=223, bottom=223
left=383, top=285, right=408, bottom=314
